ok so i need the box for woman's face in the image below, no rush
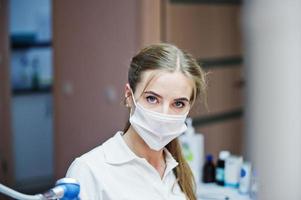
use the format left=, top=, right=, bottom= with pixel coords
left=126, top=70, right=195, bottom=115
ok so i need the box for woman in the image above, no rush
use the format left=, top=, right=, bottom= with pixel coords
left=66, top=43, right=207, bottom=200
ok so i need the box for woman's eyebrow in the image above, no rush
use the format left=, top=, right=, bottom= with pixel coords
left=144, top=91, right=189, bottom=102
left=174, top=97, right=189, bottom=102
left=144, top=91, right=162, bottom=98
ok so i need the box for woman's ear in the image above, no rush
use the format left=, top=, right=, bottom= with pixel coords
left=125, top=83, right=131, bottom=98
left=124, top=83, right=133, bottom=107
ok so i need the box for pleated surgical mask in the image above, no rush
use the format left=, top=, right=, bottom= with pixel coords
left=129, top=89, right=188, bottom=151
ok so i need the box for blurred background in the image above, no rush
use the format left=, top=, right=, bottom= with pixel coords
left=0, top=0, right=300, bottom=199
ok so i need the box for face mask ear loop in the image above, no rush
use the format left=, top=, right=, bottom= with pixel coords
left=129, top=88, right=138, bottom=115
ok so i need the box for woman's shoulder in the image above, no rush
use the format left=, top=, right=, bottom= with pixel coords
left=65, top=132, right=123, bottom=200
left=68, top=132, right=123, bottom=170
left=66, top=144, right=105, bottom=176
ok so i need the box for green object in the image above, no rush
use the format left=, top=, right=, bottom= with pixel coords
left=182, top=143, right=194, bottom=161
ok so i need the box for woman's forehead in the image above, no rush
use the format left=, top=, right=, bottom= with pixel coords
left=136, top=70, right=194, bottom=99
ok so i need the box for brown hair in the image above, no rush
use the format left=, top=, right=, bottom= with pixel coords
left=124, top=43, right=207, bottom=200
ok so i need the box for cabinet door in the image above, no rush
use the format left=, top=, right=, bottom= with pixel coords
left=163, top=1, right=243, bottom=157
left=164, top=3, right=242, bottom=58
left=11, top=94, right=53, bottom=190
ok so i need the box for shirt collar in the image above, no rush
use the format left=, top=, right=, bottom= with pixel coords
left=163, top=148, right=179, bottom=178
left=102, top=131, right=137, bottom=164
left=103, top=131, right=179, bottom=171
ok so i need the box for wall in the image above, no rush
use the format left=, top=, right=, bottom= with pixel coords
left=244, top=1, right=301, bottom=199
left=53, top=0, right=143, bottom=178
left=0, top=0, right=14, bottom=190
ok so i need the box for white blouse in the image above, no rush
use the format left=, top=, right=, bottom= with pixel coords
left=66, top=132, right=187, bottom=200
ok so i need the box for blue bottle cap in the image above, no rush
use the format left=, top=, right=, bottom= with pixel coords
left=206, top=154, right=213, bottom=162
left=241, top=168, right=247, bottom=177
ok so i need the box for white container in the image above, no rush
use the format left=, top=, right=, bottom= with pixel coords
left=179, top=118, right=204, bottom=185
left=224, top=155, right=243, bottom=188
left=239, top=162, right=252, bottom=194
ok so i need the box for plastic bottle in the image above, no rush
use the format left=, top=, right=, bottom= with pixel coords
left=202, top=154, right=215, bottom=183
left=249, top=169, right=258, bottom=200
left=224, top=155, right=243, bottom=188
left=179, top=118, right=204, bottom=185
left=239, top=162, right=252, bottom=194
left=215, top=151, right=230, bottom=186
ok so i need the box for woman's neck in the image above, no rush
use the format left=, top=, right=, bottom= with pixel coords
left=123, top=126, right=166, bottom=178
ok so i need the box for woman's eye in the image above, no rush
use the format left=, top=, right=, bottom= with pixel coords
left=146, top=96, right=158, bottom=104
left=174, top=101, right=185, bottom=108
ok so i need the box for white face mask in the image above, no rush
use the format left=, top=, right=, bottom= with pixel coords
left=129, top=89, right=188, bottom=151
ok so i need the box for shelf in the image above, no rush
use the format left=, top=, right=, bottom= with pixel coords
left=10, top=34, right=52, bottom=50
left=193, top=108, right=243, bottom=127
left=11, top=41, right=52, bottom=50
left=198, top=56, right=243, bottom=70
left=170, top=0, right=242, bottom=4
left=12, top=86, right=52, bottom=95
